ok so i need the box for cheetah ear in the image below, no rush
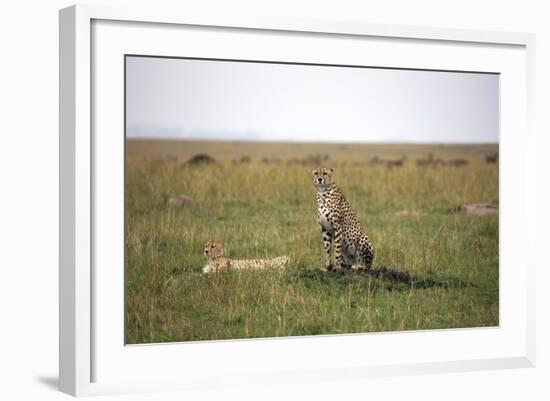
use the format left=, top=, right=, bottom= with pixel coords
left=330, top=168, right=334, bottom=173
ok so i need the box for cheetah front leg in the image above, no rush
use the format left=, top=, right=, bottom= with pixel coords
left=321, top=227, right=333, bottom=271
left=333, top=223, right=344, bottom=270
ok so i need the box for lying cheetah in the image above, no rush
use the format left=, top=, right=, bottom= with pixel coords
left=202, top=241, right=290, bottom=273
left=311, top=167, right=374, bottom=271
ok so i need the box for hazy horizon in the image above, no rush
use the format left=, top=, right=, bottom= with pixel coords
left=126, top=137, right=498, bottom=145
left=126, top=56, right=499, bottom=144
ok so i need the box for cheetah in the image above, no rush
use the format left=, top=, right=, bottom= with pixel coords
left=311, top=167, right=374, bottom=271
left=202, top=241, right=290, bottom=273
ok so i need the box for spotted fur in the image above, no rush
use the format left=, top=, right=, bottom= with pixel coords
left=202, top=241, right=289, bottom=273
left=311, top=167, right=374, bottom=271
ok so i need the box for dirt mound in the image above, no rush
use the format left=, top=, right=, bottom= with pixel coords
left=450, top=203, right=498, bottom=215
left=168, top=194, right=192, bottom=206
left=287, top=267, right=470, bottom=293
left=326, top=266, right=469, bottom=289
left=185, top=153, right=216, bottom=166
left=396, top=210, right=424, bottom=218
left=362, top=266, right=413, bottom=284
left=232, top=156, right=251, bottom=164
left=324, top=265, right=413, bottom=284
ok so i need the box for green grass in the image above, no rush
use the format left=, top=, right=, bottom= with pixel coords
left=125, top=139, right=499, bottom=344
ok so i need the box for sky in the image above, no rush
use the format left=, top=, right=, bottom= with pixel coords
left=125, top=56, right=499, bottom=144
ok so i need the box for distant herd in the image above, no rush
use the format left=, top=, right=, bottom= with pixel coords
left=178, top=151, right=498, bottom=168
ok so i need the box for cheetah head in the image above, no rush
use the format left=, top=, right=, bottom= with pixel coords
left=311, top=166, right=334, bottom=189
left=203, top=240, right=224, bottom=260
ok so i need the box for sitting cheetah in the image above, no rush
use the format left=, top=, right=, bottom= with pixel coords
left=311, top=167, right=374, bottom=271
left=202, top=241, right=290, bottom=273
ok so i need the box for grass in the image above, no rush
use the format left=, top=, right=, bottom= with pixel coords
left=125, top=139, right=499, bottom=344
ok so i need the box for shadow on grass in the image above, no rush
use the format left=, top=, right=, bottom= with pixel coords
left=287, top=266, right=471, bottom=293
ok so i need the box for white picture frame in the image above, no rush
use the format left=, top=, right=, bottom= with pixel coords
left=59, top=4, right=536, bottom=397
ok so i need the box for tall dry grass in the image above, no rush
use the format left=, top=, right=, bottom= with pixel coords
left=125, top=140, right=498, bottom=343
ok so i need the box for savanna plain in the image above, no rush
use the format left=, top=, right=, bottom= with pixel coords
left=125, top=139, right=499, bottom=344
